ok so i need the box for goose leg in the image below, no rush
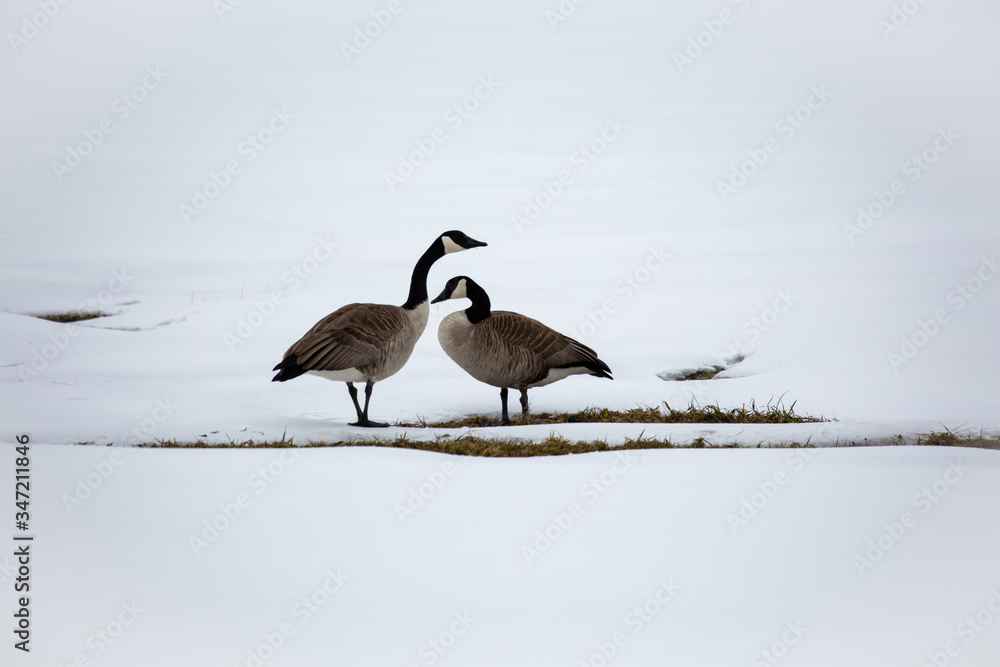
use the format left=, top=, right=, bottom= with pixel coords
left=500, top=387, right=510, bottom=425
left=355, top=380, right=388, bottom=428
left=346, top=382, right=364, bottom=423
left=519, top=388, right=529, bottom=420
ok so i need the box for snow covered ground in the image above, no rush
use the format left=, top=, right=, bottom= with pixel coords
left=1, top=0, right=998, bottom=444
left=1, top=0, right=999, bottom=663
left=5, top=443, right=1000, bottom=666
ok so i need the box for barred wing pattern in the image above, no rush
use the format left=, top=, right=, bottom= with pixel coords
left=273, top=303, right=415, bottom=381
left=479, top=311, right=612, bottom=386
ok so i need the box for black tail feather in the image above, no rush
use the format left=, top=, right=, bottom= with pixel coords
left=588, top=358, right=613, bottom=380
left=555, top=356, right=613, bottom=380
left=578, top=347, right=612, bottom=380
left=271, top=356, right=306, bottom=382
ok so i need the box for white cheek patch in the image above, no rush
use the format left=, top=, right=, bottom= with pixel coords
left=441, top=236, right=464, bottom=254
left=452, top=278, right=468, bottom=299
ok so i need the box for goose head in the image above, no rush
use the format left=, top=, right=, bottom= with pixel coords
left=431, top=276, right=474, bottom=303
left=439, top=231, right=487, bottom=254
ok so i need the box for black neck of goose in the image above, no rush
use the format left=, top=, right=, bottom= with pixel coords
left=464, top=281, right=491, bottom=324
left=402, top=241, right=445, bottom=310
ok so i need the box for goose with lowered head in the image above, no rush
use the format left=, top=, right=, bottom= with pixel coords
left=432, top=275, right=612, bottom=424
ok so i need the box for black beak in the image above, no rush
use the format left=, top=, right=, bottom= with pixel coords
left=464, top=237, right=487, bottom=249
left=431, top=287, right=451, bottom=304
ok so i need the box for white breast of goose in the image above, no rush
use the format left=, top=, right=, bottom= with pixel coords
left=438, top=310, right=474, bottom=359
left=437, top=311, right=488, bottom=378
left=438, top=311, right=533, bottom=388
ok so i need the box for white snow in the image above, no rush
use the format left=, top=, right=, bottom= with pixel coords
left=1, top=0, right=998, bottom=443
left=8, top=443, right=1000, bottom=666
left=1, top=0, right=1000, bottom=663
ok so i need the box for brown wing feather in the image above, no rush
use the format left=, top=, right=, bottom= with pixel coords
left=486, top=311, right=611, bottom=382
left=282, top=303, right=407, bottom=372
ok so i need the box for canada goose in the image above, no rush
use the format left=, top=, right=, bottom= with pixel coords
left=272, top=231, right=487, bottom=427
left=431, top=276, right=612, bottom=424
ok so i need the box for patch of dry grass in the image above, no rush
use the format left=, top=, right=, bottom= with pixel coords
left=673, top=366, right=726, bottom=381
left=130, top=433, right=726, bottom=456
left=397, top=399, right=823, bottom=429
left=34, top=310, right=110, bottom=323
left=916, top=430, right=1000, bottom=450
left=99, top=419, right=998, bottom=456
